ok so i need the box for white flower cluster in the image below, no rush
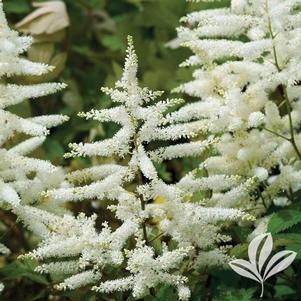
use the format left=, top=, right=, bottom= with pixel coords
left=0, top=2, right=66, bottom=208
left=174, top=0, right=301, bottom=214
left=0, top=0, right=67, bottom=293
left=0, top=0, right=67, bottom=210
left=24, top=36, right=247, bottom=300
left=94, top=242, right=192, bottom=300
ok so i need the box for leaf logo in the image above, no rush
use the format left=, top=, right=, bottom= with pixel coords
left=229, top=233, right=297, bottom=298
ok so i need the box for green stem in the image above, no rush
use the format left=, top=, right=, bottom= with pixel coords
left=263, top=127, right=290, bottom=141
left=257, top=188, right=268, bottom=210
left=265, top=0, right=301, bottom=161
left=136, top=157, right=148, bottom=245
left=283, top=89, right=301, bottom=160
left=148, top=232, right=165, bottom=243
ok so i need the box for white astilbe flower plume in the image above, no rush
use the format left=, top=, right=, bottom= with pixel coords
left=0, top=0, right=68, bottom=213
left=93, top=243, right=192, bottom=300
left=173, top=0, right=301, bottom=217
left=0, top=2, right=69, bottom=292
left=25, top=36, right=247, bottom=300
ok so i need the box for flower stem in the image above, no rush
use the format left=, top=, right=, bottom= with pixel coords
left=132, top=117, right=149, bottom=245
left=263, top=127, right=290, bottom=141
left=135, top=149, right=149, bottom=245
left=265, top=0, right=301, bottom=161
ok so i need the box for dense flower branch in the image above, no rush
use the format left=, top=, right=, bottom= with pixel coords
left=24, top=36, right=248, bottom=300
left=0, top=0, right=67, bottom=293
left=172, top=0, right=301, bottom=220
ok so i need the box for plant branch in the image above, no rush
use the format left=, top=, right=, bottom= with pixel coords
left=131, top=118, right=149, bottom=245
left=148, top=232, right=165, bottom=243
left=263, top=127, right=290, bottom=141
left=265, top=0, right=301, bottom=161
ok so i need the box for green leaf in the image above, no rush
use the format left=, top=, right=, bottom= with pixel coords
left=144, top=286, right=177, bottom=301
left=230, top=243, right=248, bottom=258
left=274, top=233, right=301, bottom=259
left=274, top=284, right=295, bottom=299
left=0, top=258, right=49, bottom=285
left=268, top=210, right=301, bottom=234
left=275, top=233, right=301, bottom=243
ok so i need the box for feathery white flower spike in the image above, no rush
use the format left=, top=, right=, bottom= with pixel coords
left=27, top=36, right=247, bottom=300
left=0, top=0, right=68, bottom=214
left=174, top=0, right=301, bottom=214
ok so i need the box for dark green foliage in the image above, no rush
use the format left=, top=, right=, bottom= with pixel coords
left=268, top=210, right=301, bottom=234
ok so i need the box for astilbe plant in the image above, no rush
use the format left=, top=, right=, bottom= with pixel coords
left=172, top=0, right=301, bottom=230
left=0, top=0, right=68, bottom=208
left=21, top=37, right=251, bottom=300
left=0, top=0, right=67, bottom=292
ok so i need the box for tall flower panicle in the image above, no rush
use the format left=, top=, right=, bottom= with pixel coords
left=26, top=37, right=248, bottom=300
left=0, top=1, right=68, bottom=293
left=172, top=0, right=301, bottom=217
left=0, top=1, right=66, bottom=291
left=0, top=0, right=68, bottom=211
